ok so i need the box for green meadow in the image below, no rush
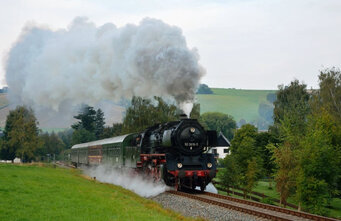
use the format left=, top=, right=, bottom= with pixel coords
left=197, top=88, right=276, bottom=123
left=0, top=163, right=193, bottom=221
left=215, top=171, right=341, bottom=219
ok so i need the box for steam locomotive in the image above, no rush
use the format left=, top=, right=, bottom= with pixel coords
left=70, top=116, right=217, bottom=191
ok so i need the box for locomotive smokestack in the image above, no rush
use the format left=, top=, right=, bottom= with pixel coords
left=180, top=114, right=188, bottom=120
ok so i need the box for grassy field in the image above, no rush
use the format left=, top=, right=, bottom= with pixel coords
left=216, top=179, right=341, bottom=219
left=197, top=88, right=276, bottom=123
left=253, top=181, right=341, bottom=219
left=0, top=163, right=193, bottom=221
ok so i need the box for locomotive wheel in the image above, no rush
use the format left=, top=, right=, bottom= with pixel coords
left=175, top=178, right=181, bottom=191
left=200, top=181, right=206, bottom=192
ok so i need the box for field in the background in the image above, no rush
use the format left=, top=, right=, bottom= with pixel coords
left=0, top=94, right=9, bottom=108
left=0, top=163, right=191, bottom=221
left=197, top=88, right=276, bottom=123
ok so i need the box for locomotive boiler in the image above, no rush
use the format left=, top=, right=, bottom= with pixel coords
left=71, top=116, right=218, bottom=191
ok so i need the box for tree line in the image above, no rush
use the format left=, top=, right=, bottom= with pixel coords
left=219, top=68, right=341, bottom=215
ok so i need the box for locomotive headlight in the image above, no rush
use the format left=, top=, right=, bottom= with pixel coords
left=207, top=163, right=212, bottom=169
left=190, top=127, right=196, bottom=133
left=177, top=163, right=183, bottom=169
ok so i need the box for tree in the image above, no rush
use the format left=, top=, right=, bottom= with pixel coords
left=317, top=68, right=341, bottom=121
left=95, top=108, right=105, bottom=139
left=219, top=155, right=240, bottom=195
left=37, top=132, right=65, bottom=161
left=71, top=105, right=97, bottom=132
left=71, top=105, right=97, bottom=144
left=245, top=157, right=260, bottom=199
left=196, top=84, right=213, bottom=94
left=101, top=123, right=123, bottom=138
left=72, top=128, right=96, bottom=145
left=57, top=129, right=73, bottom=149
left=0, top=106, right=41, bottom=162
left=295, top=110, right=340, bottom=214
left=314, top=68, right=341, bottom=196
left=256, top=132, right=275, bottom=183
left=271, top=143, right=297, bottom=207
left=230, top=124, right=262, bottom=198
left=49, top=132, right=65, bottom=155
left=270, top=80, right=311, bottom=206
left=200, top=112, right=236, bottom=140
left=273, top=80, right=310, bottom=135
left=122, top=96, right=179, bottom=133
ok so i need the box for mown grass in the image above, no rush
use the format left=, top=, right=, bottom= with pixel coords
left=197, top=88, right=276, bottom=122
left=0, top=163, right=194, bottom=221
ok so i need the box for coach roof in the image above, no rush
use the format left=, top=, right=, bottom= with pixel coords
left=71, top=134, right=132, bottom=149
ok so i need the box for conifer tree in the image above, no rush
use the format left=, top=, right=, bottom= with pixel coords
left=95, top=108, right=105, bottom=139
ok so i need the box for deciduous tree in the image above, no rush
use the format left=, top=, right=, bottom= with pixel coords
left=271, top=142, right=297, bottom=207
left=72, top=128, right=96, bottom=145
left=122, top=96, right=179, bottom=133
left=230, top=124, right=262, bottom=198
left=219, top=155, right=240, bottom=195
left=0, top=106, right=41, bottom=162
left=200, top=112, right=236, bottom=140
left=296, top=110, right=340, bottom=214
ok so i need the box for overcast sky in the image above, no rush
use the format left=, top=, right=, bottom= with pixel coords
left=0, top=0, right=340, bottom=89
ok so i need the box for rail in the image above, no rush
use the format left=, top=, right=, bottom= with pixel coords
left=167, top=190, right=340, bottom=221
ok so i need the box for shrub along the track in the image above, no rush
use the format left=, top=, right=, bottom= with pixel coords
left=0, top=163, right=191, bottom=221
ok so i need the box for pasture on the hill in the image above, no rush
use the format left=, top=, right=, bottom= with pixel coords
left=0, top=93, right=8, bottom=108
left=197, top=88, right=276, bottom=124
left=0, top=163, right=193, bottom=221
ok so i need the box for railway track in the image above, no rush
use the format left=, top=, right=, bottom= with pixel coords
left=56, top=162, right=338, bottom=221
left=167, top=190, right=340, bottom=221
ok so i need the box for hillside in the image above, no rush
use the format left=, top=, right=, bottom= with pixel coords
left=0, top=89, right=276, bottom=130
left=197, top=88, right=276, bottom=125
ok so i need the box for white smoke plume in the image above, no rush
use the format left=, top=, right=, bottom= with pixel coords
left=179, top=102, right=194, bottom=117
left=5, top=17, right=205, bottom=122
left=85, top=165, right=169, bottom=197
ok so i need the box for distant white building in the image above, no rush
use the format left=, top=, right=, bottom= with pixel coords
left=13, top=158, right=21, bottom=163
left=208, top=132, right=231, bottom=159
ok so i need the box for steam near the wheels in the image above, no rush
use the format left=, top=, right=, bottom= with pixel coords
left=85, top=165, right=169, bottom=197
left=5, top=17, right=205, bottom=117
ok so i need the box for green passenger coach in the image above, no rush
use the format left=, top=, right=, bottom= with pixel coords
left=70, top=134, right=140, bottom=168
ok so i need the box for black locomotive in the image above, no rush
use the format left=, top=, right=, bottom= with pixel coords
left=71, top=116, right=218, bottom=191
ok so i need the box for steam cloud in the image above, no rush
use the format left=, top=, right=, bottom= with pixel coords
left=85, top=165, right=169, bottom=197
left=5, top=17, right=205, bottom=119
